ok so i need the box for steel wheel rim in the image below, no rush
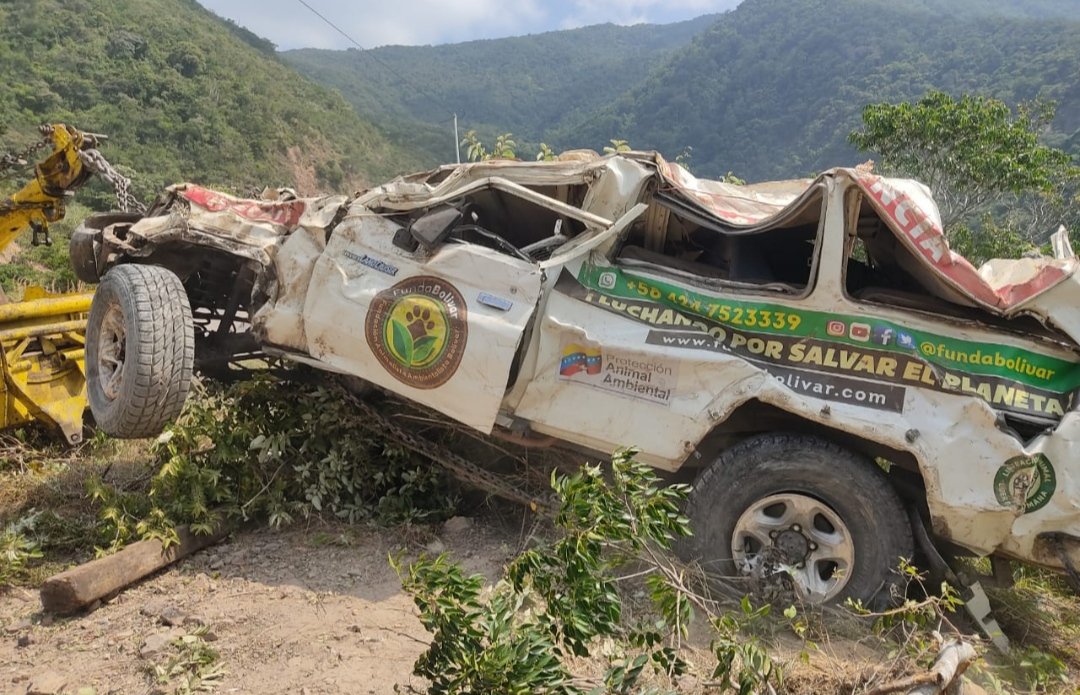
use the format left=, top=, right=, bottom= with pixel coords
left=97, top=305, right=126, bottom=401
left=731, top=492, right=855, bottom=602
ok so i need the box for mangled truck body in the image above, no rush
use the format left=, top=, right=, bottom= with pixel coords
left=71, top=152, right=1080, bottom=606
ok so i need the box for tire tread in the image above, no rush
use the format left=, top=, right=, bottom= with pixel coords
left=86, top=264, right=194, bottom=438
left=684, top=432, right=914, bottom=608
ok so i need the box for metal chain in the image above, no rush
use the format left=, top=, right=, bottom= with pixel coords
left=342, top=390, right=554, bottom=514
left=3, top=125, right=146, bottom=214
left=78, top=148, right=146, bottom=213
left=0, top=132, right=51, bottom=180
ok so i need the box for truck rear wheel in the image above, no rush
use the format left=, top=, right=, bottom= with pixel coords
left=683, top=433, right=913, bottom=608
left=86, top=264, right=194, bottom=438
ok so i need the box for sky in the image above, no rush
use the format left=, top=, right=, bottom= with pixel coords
left=198, top=0, right=743, bottom=50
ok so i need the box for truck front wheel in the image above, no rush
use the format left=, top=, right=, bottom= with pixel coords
left=683, top=433, right=914, bottom=608
left=86, top=264, right=195, bottom=438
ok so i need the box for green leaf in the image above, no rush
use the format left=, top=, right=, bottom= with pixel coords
left=411, top=335, right=438, bottom=365
left=390, top=319, right=413, bottom=363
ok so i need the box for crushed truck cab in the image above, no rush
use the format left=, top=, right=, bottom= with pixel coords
left=73, top=152, right=1080, bottom=604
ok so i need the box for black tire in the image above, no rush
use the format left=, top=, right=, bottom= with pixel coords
left=68, top=228, right=100, bottom=283
left=683, top=433, right=913, bottom=608
left=86, top=264, right=195, bottom=438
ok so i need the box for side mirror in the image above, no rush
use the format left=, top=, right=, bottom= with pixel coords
left=407, top=205, right=464, bottom=251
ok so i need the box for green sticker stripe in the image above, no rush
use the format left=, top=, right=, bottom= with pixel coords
left=577, top=264, right=1080, bottom=393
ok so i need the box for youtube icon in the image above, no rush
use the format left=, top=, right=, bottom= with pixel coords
left=850, top=323, right=871, bottom=341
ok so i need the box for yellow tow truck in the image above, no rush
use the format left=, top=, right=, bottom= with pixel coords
left=0, top=124, right=134, bottom=444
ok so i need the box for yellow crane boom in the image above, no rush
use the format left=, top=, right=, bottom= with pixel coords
left=0, top=124, right=131, bottom=444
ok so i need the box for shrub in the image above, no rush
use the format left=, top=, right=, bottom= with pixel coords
left=92, top=375, right=455, bottom=549
left=395, top=448, right=780, bottom=694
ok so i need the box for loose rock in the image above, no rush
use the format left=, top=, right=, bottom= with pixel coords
left=141, top=600, right=185, bottom=626
left=442, top=516, right=472, bottom=535
left=5, top=617, right=32, bottom=633
left=139, top=631, right=175, bottom=659
left=182, top=614, right=208, bottom=628
left=25, top=672, right=68, bottom=695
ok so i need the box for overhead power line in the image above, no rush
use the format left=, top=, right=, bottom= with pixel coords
left=292, top=0, right=459, bottom=131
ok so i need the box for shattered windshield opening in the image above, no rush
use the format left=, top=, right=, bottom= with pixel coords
left=386, top=185, right=590, bottom=262
left=613, top=185, right=824, bottom=295
left=843, top=191, right=1071, bottom=344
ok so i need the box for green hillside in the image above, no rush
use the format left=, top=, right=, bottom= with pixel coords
left=282, top=16, right=718, bottom=162
left=558, top=0, right=1080, bottom=180
left=0, top=0, right=425, bottom=206
left=283, top=0, right=1080, bottom=181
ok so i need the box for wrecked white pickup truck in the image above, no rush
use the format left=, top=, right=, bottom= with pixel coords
left=71, top=152, right=1080, bottom=607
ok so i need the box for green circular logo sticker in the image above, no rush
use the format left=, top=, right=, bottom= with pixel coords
left=364, top=276, right=468, bottom=390
left=993, top=454, right=1056, bottom=514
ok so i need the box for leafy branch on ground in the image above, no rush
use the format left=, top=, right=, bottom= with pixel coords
left=0, top=511, right=43, bottom=585
left=845, top=560, right=965, bottom=674
left=144, top=626, right=225, bottom=695
left=394, top=448, right=1075, bottom=694
left=89, top=375, right=455, bottom=551
left=395, top=448, right=781, bottom=694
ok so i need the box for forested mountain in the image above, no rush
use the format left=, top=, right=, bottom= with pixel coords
left=0, top=0, right=425, bottom=205
left=563, top=0, right=1080, bottom=179
left=6, top=0, right=1077, bottom=196
left=287, top=0, right=1080, bottom=181
left=282, top=16, right=718, bottom=163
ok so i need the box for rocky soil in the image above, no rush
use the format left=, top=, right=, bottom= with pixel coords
left=0, top=514, right=519, bottom=695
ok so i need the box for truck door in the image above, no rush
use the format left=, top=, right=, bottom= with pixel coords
left=300, top=211, right=543, bottom=433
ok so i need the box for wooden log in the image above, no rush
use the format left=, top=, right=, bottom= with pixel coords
left=40, top=526, right=227, bottom=614
left=864, top=640, right=978, bottom=695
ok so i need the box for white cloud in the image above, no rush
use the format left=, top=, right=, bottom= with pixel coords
left=200, top=0, right=545, bottom=49
left=560, top=0, right=738, bottom=29
left=199, top=0, right=743, bottom=49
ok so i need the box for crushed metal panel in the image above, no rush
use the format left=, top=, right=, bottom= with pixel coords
left=512, top=277, right=726, bottom=469
left=123, top=184, right=347, bottom=267
left=656, top=156, right=815, bottom=226
left=1003, top=411, right=1080, bottom=562
left=356, top=156, right=653, bottom=223
left=358, top=159, right=600, bottom=211
left=299, top=209, right=543, bottom=433
left=252, top=226, right=326, bottom=352
left=652, top=155, right=1079, bottom=317
left=1018, top=273, right=1080, bottom=345
left=850, top=172, right=1078, bottom=313
left=579, top=156, right=654, bottom=222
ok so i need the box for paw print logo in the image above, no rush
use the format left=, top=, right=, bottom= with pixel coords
left=385, top=295, right=448, bottom=370
left=405, top=305, right=436, bottom=341
left=366, top=276, right=469, bottom=388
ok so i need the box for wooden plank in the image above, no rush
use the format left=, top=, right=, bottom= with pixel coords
left=40, top=526, right=227, bottom=614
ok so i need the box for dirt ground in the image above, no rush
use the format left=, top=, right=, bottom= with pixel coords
left=2, top=444, right=1078, bottom=694
left=0, top=514, right=526, bottom=695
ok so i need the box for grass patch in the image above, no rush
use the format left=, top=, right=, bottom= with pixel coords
left=981, top=567, right=1080, bottom=691
left=0, top=429, right=154, bottom=586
